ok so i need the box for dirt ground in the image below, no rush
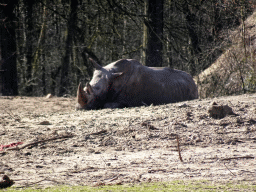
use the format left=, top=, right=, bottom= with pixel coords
left=0, top=94, right=256, bottom=188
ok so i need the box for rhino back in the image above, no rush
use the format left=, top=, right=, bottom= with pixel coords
left=115, top=65, right=198, bottom=107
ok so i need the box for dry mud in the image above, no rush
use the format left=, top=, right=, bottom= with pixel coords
left=0, top=94, right=256, bottom=188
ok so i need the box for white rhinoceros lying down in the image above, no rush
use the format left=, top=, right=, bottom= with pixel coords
left=76, top=59, right=198, bottom=110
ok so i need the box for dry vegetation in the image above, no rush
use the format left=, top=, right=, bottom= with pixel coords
left=0, top=94, right=256, bottom=188
left=197, top=11, right=256, bottom=98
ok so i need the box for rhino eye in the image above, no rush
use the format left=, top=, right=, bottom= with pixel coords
left=95, top=86, right=100, bottom=90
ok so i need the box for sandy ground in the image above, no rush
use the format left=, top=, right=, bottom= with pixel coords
left=0, top=94, right=256, bottom=188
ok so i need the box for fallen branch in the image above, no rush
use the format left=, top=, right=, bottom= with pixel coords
left=176, top=135, right=183, bottom=162
left=17, top=178, right=65, bottom=188
left=7, top=134, right=75, bottom=151
left=84, top=130, right=108, bottom=140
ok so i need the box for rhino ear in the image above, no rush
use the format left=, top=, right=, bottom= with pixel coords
left=89, top=58, right=102, bottom=70
left=77, top=82, right=87, bottom=109
left=86, top=82, right=94, bottom=95
left=112, top=72, right=124, bottom=79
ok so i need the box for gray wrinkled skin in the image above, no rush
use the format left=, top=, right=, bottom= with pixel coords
left=78, top=59, right=198, bottom=110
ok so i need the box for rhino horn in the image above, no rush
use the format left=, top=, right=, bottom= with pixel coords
left=89, top=58, right=102, bottom=70
left=86, top=82, right=94, bottom=95
left=77, top=82, right=87, bottom=109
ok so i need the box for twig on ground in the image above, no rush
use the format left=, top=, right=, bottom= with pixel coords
left=176, top=135, right=183, bottom=162
left=7, top=134, right=75, bottom=151
left=107, top=175, right=119, bottom=182
left=224, top=163, right=236, bottom=176
left=4, top=108, right=21, bottom=122
left=84, top=129, right=108, bottom=140
left=16, top=178, right=65, bottom=188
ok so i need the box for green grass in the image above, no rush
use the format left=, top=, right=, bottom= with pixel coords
left=1, top=180, right=256, bottom=192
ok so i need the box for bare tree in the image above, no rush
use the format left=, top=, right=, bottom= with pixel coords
left=23, top=0, right=35, bottom=95
left=59, top=0, right=78, bottom=96
left=143, top=0, right=164, bottom=67
left=0, top=0, right=18, bottom=96
left=1, top=0, right=254, bottom=97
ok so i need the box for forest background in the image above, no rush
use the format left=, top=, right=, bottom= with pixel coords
left=0, top=0, right=255, bottom=97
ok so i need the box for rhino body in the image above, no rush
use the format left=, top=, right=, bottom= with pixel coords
left=76, top=59, right=198, bottom=110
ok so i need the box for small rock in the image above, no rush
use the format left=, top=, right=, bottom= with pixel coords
left=178, top=103, right=188, bottom=108
left=87, top=148, right=95, bottom=153
left=35, top=165, right=44, bottom=168
left=39, top=121, right=51, bottom=125
left=208, top=102, right=237, bottom=119
left=0, top=175, right=14, bottom=189
left=115, top=147, right=122, bottom=151
left=186, top=111, right=192, bottom=117
left=24, top=152, right=31, bottom=156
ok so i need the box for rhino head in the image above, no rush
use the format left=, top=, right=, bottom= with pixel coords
left=76, top=82, right=94, bottom=110
left=76, top=58, right=123, bottom=110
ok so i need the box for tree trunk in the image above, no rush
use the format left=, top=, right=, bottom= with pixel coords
left=59, top=0, right=78, bottom=96
left=0, top=0, right=18, bottom=96
left=181, top=0, right=202, bottom=76
left=24, top=0, right=35, bottom=95
left=144, top=0, right=163, bottom=67
left=39, top=3, right=47, bottom=95
left=212, top=0, right=222, bottom=41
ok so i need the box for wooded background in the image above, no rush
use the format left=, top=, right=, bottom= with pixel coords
left=0, top=0, right=255, bottom=96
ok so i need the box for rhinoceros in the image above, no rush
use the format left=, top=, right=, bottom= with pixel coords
left=76, top=59, right=198, bottom=110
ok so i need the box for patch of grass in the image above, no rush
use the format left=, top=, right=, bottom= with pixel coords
left=2, top=180, right=256, bottom=192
